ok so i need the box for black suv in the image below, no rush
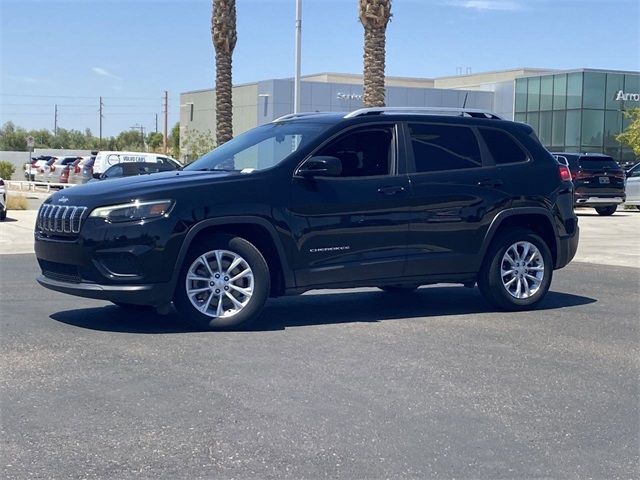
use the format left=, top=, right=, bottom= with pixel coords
left=35, top=108, right=579, bottom=329
left=552, top=152, right=626, bottom=216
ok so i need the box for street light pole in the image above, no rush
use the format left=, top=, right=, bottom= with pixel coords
left=293, top=0, right=302, bottom=114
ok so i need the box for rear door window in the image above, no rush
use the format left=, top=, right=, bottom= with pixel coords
left=479, top=128, right=528, bottom=165
left=408, top=123, right=481, bottom=173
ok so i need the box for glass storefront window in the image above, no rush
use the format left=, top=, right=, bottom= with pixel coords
left=567, top=72, right=583, bottom=109
left=526, top=112, right=539, bottom=133
left=623, top=74, right=640, bottom=111
left=604, top=111, right=622, bottom=147
left=514, top=112, right=526, bottom=123
left=552, top=111, right=566, bottom=147
left=565, top=110, right=581, bottom=146
left=583, top=72, right=606, bottom=109
left=553, top=74, right=567, bottom=110
left=515, top=78, right=527, bottom=113
left=527, top=77, right=540, bottom=111
left=606, top=73, right=624, bottom=110
left=581, top=110, right=604, bottom=148
left=540, top=76, right=553, bottom=111
left=538, top=111, right=552, bottom=146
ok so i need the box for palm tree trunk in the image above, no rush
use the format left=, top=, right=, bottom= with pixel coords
left=212, top=0, right=237, bottom=146
left=359, top=0, right=392, bottom=107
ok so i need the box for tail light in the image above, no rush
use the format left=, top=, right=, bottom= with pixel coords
left=558, top=164, right=572, bottom=182
left=572, top=170, right=588, bottom=181
left=74, top=164, right=81, bottom=174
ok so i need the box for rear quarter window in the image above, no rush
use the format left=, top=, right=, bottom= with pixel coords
left=479, top=128, right=528, bottom=165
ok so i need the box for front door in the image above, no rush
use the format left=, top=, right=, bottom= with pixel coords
left=288, top=123, right=411, bottom=288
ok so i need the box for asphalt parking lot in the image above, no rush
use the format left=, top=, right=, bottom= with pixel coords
left=1, top=210, right=639, bottom=479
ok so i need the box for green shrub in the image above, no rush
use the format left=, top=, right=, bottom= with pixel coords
left=0, top=161, right=15, bottom=180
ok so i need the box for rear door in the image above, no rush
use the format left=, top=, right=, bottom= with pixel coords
left=403, top=121, right=510, bottom=276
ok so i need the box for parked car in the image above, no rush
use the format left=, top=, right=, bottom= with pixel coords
left=94, top=161, right=181, bottom=181
left=44, top=156, right=81, bottom=184
left=552, top=152, right=626, bottom=216
left=24, top=156, right=53, bottom=181
left=0, top=177, right=6, bottom=221
left=34, top=157, right=58, bottom=183
left=35, top=107, right=579, bottom=330
left=624, top=162, right=640, bottom=210
left=68, top=156, right=96, bottom=185
left=92, top=151, right=181, bottom=178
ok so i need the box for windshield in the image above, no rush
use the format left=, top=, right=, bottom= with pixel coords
left=184, top=121, right=331, bottom=172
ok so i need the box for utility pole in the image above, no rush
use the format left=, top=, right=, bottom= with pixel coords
left=99, top=96, right=104, bottom=148
left=54, top=104, right=58, bottom=135
left=294, top=0, right=302, bottom=114
left=155, top=113, right=158, bottom=133
left=131, top=124, right=146, bottom=150
left=163, top=91, right=168, bottom=153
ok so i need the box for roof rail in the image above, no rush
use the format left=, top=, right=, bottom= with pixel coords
left=273, top=112, right=332, bottom=122
left=344, top=107, right=503, bottom=120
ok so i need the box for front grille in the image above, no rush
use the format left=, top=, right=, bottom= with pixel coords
left=37, top=204, right=88, bottom=234
left=40, top=260, right=82, bottom=283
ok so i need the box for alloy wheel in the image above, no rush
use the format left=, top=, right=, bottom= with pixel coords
left=185, top=249, right=254, bottom=318
left=500, top=241, right=545, bottom=299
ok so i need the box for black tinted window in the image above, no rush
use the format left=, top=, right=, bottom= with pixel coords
left=578, top=157, right=619, bottom=170
left=480, top=128, right=528, bottom=164
left=409, top=124, right=481, bottom=173
left=316, top=126, right=393, bottom=177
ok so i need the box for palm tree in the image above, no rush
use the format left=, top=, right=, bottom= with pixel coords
left=211, top=0, right=237, bottom=145
left=358, top=0, right=392, bottom=107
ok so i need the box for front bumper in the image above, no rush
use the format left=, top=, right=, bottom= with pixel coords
left=37, top=275, right=173, bottom=306
left=555, top=225, right=579, bottom=270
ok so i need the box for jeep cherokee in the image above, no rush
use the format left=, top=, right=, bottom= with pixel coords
left=35, top=107, right=579, bottom=330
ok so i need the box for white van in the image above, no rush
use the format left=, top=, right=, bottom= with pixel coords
left=93, top=151, right=181, bottom=177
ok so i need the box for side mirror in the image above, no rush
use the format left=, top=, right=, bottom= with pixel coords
left=297, top=156, right=342, bottom=177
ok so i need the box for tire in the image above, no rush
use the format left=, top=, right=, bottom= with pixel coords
left=595, top=205, right=617, bottom=216
left=173, top=235, right=270, bottom=330
left=477, top=228, right=553, bottom=311
left=0, top=208, right=6, bottom=221
left=379, top=285, right=419, bottom=293
left=635, top=206, right=640, bottom=211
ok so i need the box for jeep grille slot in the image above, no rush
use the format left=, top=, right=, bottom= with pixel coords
left=38, top=204, right=87, bottom=234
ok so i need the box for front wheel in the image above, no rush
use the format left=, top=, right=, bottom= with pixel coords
left=595, top=205, right=617, bottom=216
left=478, top=229, right=553, bottom=311
left=174, top=235, right=270, bottom=330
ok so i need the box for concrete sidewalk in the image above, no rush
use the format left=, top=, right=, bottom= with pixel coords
left=1, top=208, right=639, bottom=267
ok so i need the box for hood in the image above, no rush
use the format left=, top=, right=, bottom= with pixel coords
left=45, top=170, right=236, bottom=206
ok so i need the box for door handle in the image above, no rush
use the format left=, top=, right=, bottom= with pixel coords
left=378, top=185, right=406, bottom=196
left=477, top=179, right=503, bottom=188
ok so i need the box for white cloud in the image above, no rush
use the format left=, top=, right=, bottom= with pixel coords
left=92, top=67, right=121, bottom=80
left=447, top=0, right=524, bottom=11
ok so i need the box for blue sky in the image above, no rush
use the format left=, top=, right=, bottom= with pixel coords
left=1, top=0, right=638, bottom=136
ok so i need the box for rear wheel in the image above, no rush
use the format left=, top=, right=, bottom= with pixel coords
left=173, top=235, right=270, bottom=330
left=595, top=205, right=617, bottom=216
left=478, top=229, right=553, bottom=311
left=0, top=207, right=6, bottom=221
left=378, top=285, right=419, bottom=293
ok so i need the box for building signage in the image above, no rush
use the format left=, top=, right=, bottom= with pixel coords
left=337, top=92, right=363, bottom=101
left=615, top=90, right=640, bottom=102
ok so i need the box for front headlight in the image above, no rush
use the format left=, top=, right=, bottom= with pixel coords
left=89, top=199, right=174, bottom=223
